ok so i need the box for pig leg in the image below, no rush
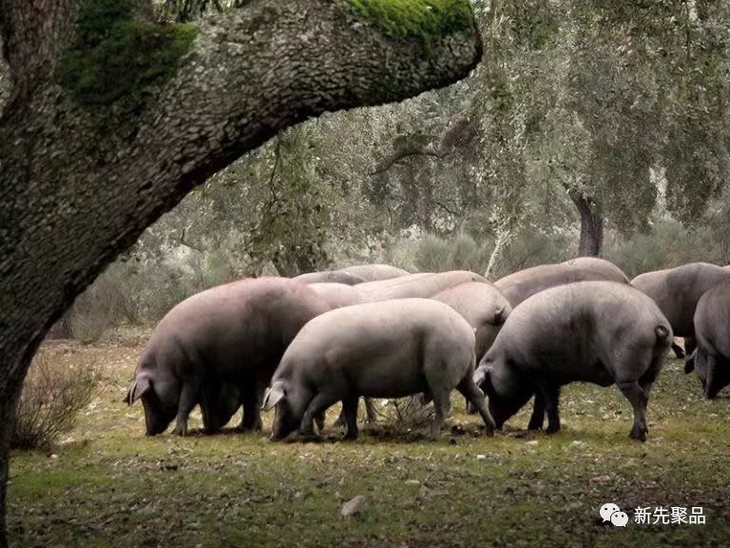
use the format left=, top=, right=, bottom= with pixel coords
left=299, top=392, right=340, bottom=439
left=314, top=411, right=326, bottom=433
left=537, top=383, right=561, bottom=434
left=684, top=336, right=697, bottom=358
left=671, top=342, right=685, bottom=359
left=527, top=392, right=545, bottom=431
left=456, top=378, right=495, bottom=435
left=364, top=398, right=378, bottom=423
left=172, top=380, right=200, bottom=436
left=429, top=388, right=451, bottom=439
left=332, top=400, right=353, bottom=428
left=617, top=380, right=648, bottom=441
left=240, top=382, right=263, bottom=431
left=342, top=395, right=360, bottom=440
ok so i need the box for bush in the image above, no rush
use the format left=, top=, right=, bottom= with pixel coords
left=414, top=232, right=493, bottom=274
left=604, top=220, right=716, bottom=279
left=12, top=354, right=100, bottom=449
left=381, top=396, right=435, bottom=434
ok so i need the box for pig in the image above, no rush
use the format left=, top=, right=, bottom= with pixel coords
left=474, top=281, right=672, bottom=441
left=494, top=257, right=629, bottom=308
left=631, top=262, right=730, bottom=358
left=307, top=283, right=368, bottom=310
left=125, top=278, right=330, bottom=436
left=307, top=282, right=378, bottom=423
left=357, top=271, right=488, bottom=301
left=685, top=280, right=730, bottom=398
left=431, top=282, right=512, bottom=362
left=432, top=281, right=512, bottom=414
left=262, top=299, right=496, bottom=441
left=339, top=264, right=410, bottom=281
left=293, top=271, right=366, bottom=285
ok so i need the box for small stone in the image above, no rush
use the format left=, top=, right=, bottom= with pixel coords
left=49, top=454, right=58, bottom=460
left=341, top=495, right=367, bottom=518
left=476, top=454, right=487, bottom=460
left=526, top=440, right=538, bottom=446
left=568, top=441, right=586, bottom=450
left=405, top=479, right=420, bottom=485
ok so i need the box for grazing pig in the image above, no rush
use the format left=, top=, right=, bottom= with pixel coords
left=474, top=282, right=672, bottom=441
left=494, top=258, right=629, bottom=308
left=339, top=264, right=410, bottom=281
left=307, top=282, right=378, bottom=423
left=125, top=278, right=330, bottom=436
left=307, top=283, right=368, bottom=310
left=263, top=299, right=496, bottom=440
left=686, top=280, right=730, bottom=398
left=631, top=262, right=730, bottom=358
left=357, top=271, right=488, bottom=302
left=293, top=270, right=366, bottom=285
left=431, top=282, right=512, bottom=362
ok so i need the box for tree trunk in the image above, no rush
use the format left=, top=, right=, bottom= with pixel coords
left=568, top=188, right=604, bottom=256
left=0, top=1, right=483, bottom=542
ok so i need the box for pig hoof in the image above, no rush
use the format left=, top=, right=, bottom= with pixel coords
left=172, top=426, right=187, bottom=437
left=545, top=425, right=560, bottom=435
left=630, top=428, right=647, bottom=442
left=527, top=420, right=543, bottom=431
left=343, top=431, right=358, bottom=441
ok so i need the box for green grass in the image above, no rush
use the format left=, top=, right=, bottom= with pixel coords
left=8, top=342, right=730, bottom=546
left=344, top=0, right=475, bottom=40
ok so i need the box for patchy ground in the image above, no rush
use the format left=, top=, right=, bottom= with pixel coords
left=8, top=340, right=730, bottom=546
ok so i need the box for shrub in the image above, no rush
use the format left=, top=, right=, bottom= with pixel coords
left=12, top=355, right=100, bottom=449
left=381, top=396, right=435, bottom=434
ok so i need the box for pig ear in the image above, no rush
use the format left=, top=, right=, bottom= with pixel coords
left=684, top=350, right=696, bottom=374
left=473, top=367, right=487, bottom=389
left=262, top=383, right=286, bottom=411
left=124, top=376, right=152, bottom=405
left=493, top=304, right=507, bottom=325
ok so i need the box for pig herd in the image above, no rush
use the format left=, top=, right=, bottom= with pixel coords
left=125, top=260, right=730, bottom=443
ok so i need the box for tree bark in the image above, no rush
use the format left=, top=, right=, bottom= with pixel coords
left=568, top=188, right=604, bottom=256
left=0, top=0, right=482, bottom=543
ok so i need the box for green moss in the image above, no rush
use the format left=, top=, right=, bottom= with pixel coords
left=59, top=0, right=197, bottom=109
left=344, top=0, right=474, bottom=41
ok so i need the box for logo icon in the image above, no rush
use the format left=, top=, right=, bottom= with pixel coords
left=610, top=511, right=629, bottom=527
left=600, top=503, right=627, bottom=526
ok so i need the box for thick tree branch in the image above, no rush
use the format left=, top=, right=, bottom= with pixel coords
left=0, top=1, right=483, bottom=540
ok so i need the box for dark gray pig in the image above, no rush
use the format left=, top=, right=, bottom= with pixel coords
left=125, top=278, right=330, bottom=436
left=686, top=280, right=730, bottom=398
left=494, top=257, right=629, bottom=308
left=474, top=281, right=672, bottom=441
left=263, top=299, right=495, bottom=440
left=357, top=271, right=488, bottom=301
left=631, top=262, right=730, bottom=358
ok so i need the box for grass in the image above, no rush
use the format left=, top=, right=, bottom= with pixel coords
left=8, top=340, right=730, bottom=546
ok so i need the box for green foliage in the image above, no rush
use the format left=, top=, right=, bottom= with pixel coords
left=59, top=0, right=197, bottom=108
left=344, top=0, right=474, bottom=41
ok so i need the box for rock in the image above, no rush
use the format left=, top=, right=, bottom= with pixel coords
left=568, top=441, right=586, bottom=451
left=341, top=495, right=367, bottom=518
left=526, top=440, right=538, bottom=446
left=476, top=454, right=487, bottom=460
